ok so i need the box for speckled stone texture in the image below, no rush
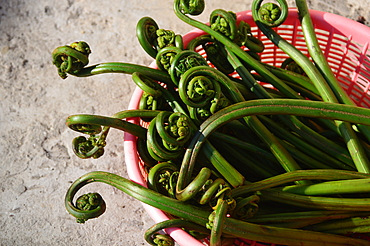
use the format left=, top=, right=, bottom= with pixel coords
left=1, top=0, right=369, bottom=245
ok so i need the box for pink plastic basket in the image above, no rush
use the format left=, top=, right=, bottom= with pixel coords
left=124, top=9, right=370, bottom=246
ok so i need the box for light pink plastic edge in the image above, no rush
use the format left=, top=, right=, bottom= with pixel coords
left=234, top=8, right=370, bottom=43
left=124, top=9, right=370, bottom=246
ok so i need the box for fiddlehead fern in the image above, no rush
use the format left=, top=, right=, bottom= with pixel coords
left=188, top=95, right=230, bottom=124
left=156, top=46, right=183, bottom=72
left=139, top=91, right=165, bottom=111
left=148, top=161, right=235, bottom=213
left=148, top=162, right=179, bottom=198
left=186, top=34, right=240, bottom=75
left=179, top=70, right=233, bottom=124
left=177, top=0, right=205, bottom=15
left=188, top=107, right=212, bottom=125
left=208, top=10, right=251, bottom=74
left=210, top=9, right=237, bottom=40
left=174, top=0, right=301, bottom=100
left=71, top=135, right=106, bottom=159
left=66, top=174, right=107, bottom=224
left=204, top=40, right=235, bottom=75
left=66, top=117, right=107, bottom=159
left=186, top=34, right=239, bottom=75
left=136, top=17, right=183, bottom=59
left=132, top=72, right=165, bottom=111
left=231, top=195, right=260, bottom=221
left=147, top=233, right=174, bottom=246
left=136, top=17, right=160, bottom=58
left=157, top=111, right=192, bottom=145
left=197, top=179, right=226, bottom=206
left=169, top=50, right=208, bottom=86
left=52, top=41, right=91, bottom=79
left=234, top=21, right=265, bottom=53
left=252, top=0, right=289, bottom=27
left=53, top=41, right=176, bottom=86
left=203, top=180, right=236, bottom=213
left=179, top=73, right=222, bottom=110
left=74, top=193, right=106, bottom=223
left=146, top=111, right=193, bottom=161
left=156, top=29, right=182, bottom=50
left=66, top=110, right=160, bottom=159
left=186, top=34, right=213, bottom=51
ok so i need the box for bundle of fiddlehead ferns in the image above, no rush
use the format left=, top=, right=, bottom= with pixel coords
left=53, top=0, right=370, bottom=245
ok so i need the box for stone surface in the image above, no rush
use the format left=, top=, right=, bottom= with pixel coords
left=1, top=0, right=369, bottom=245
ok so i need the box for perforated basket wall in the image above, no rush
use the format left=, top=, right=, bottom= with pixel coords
left=124, top=9, right=370, bottom=246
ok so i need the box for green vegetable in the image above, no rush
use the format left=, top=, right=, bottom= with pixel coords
left=52, top=0, right=370, bottom=245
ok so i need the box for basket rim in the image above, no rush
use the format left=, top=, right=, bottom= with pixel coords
left=124, top=8, right=370, bottom=246
left=182, top=8, right=370, bottom=48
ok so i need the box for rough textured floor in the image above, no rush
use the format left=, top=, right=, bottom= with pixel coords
left=1, top=0, right=369, bottom=245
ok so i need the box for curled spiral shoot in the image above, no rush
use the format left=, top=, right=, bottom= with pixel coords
left=147, top=111, right=193, bottom=161
left=210, top=186, right=236, bottom=212
left=148, top=162, right=235, bottom=212
left=173, top=0, right=299, bottom=102
left=52, top=41, right=91, bottom=79
left=71, top=135, right=106, bottom=159
left=67, top=120, right=107, bottom=159
left=74, top=193, right=106, bottom=223
left=66, top=178, right=106, bottom=224
left=178, top=65, right=244, bottom=117
left=203, top=40, right=235, bottom=75
left=66, top=110, right=159, bottom=159
left=186, top=34, right=214, bottom=51
left=188, top=107, right=212, bottom=125
left=139, top=91, right=165, bottom=111
left=186, top=36, right=235, bottom=76
left=136, top=16, right=183, bottom=59
left=231, top=195, right=260, bottom=221
left=156, top=29, right=182, bottom=50
left=234, top=21, right=265, bottom=53
left=156, top=46, right=183, bottom=72
left=157, top=111, right=192, bottom=145
left=197, top=178, right=236, bottom=211
left=210, top=9, right=238, bottom=40
left=179, top=72, right=222, bottom=110
left=188, top=93, right=230, bottom=124
left=169, top=50, right=208, bottom=86
left=149, top=233, right=175, bottom=246
left=148, top=162, right=179, bottom=198
left=177, top=0, right=205, bottom=15
left=252, top=0, right=289, bottom=27
left=65, top=171, right=211, bottom=227
left=132, top=72, right=165, bottom=111
left=136, top=17, right=160, bottom=58
left=157, top=29, right=175, bottom=49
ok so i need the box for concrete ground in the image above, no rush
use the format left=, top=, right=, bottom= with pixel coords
left=1, top=0, right=369, bottom=245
